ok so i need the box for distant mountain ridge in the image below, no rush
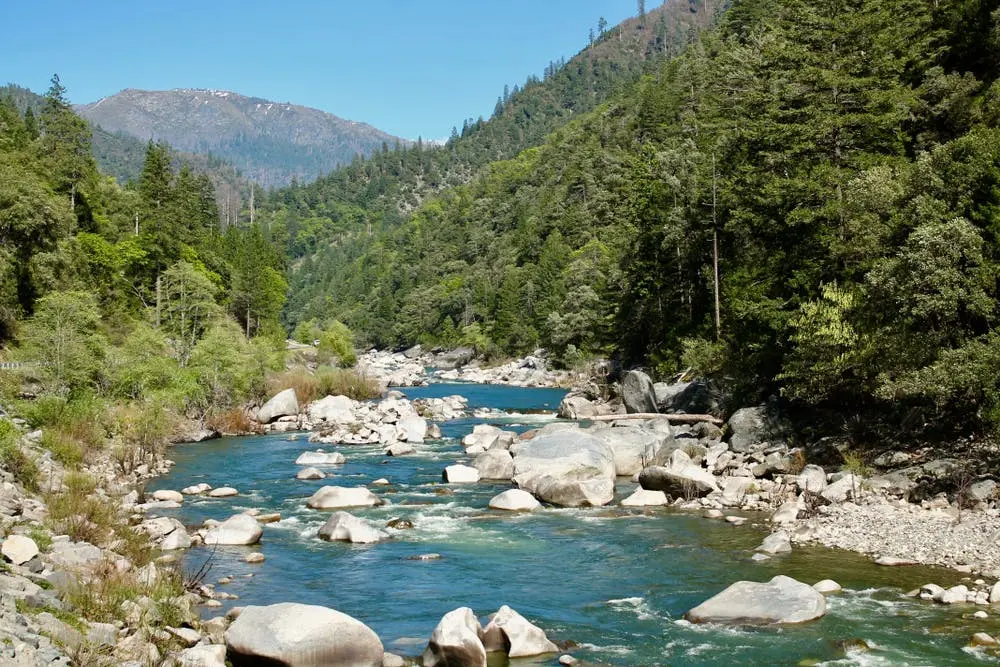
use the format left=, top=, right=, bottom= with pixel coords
left=77, top=88, right=409, bottom=187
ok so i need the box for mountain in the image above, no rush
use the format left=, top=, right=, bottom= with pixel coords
left=77, top=88, right=409, bottom=187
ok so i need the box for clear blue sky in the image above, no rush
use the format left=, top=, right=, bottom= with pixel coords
left=2, top=0, right=639, bottom=141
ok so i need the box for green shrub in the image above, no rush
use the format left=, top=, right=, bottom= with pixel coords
left=0, top=419, right=38, bottom=492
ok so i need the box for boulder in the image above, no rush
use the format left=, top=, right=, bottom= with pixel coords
left=727, top=406, right=772, bottom=453
left=937, top=584, right=969, bottom=604
left=203, top=515, right=262, bottom=546
left=443, top=464, right=480, bottom=484
left=318, top=512, right=384, bottom=544
left=257, top=388, right=299, bottom=424
left=435, top=347, right=476, bottom=370
left=620, top=488, right=669, bottom=507
left=480, top=605, right=558, bottom=657
left=178, top=644, right=227, bottom=667
left=295, top=451, right=346, bottom=466
left=756, top=531, right=792, bottom=555
left=462, top=424, right=502, bottom=451
left=512, top=431, right=616, bottom=507
left=208, top=487, right=239, bottom=498
left=720, top=476, right=753, bottom=507
left=296, top=467, right=326, bottom=480
left=621, top=370, right=657, bottom=414
left=1, top=535, right=39, bottom=565
left=557, top=394, right=600, bottom=420
left=182, top=483, right=212, bottom=495
left=796, top=465, right=827, bottom=494
left=226, top=602, right=383, bottom=667
left=473, top=449, right=514, bottom=480
left=770, top=502, right=800, bottom=524
left=990, top=581, right=1000, bottom=604
left=307, top=486, right=381, bottom=510
left=821, top=474, right=862, bottom=503
left=653, top=382, right=690, bottom=412
left=422, top=607, right=486, bottom=667
left=151, top=489, right=183, bottom=503
left=813, top=580, right=842, bottom=595
left=386, top=442, right=416, bottom=456
left=398, top=416, right=428, bottom=443
left=686, top=575, right=826, bottom=625
left=638, top=464, right=718, bottom=498
left=308, top=395, right=356, bottom=423
left=593, top=427, right=675, bottom=476
left=160, top=529, right=192, bottom=551
left=489, top=489, right=541, bottom=511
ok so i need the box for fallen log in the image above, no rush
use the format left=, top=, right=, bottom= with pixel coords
left=585, top=413, right=724, bottom=426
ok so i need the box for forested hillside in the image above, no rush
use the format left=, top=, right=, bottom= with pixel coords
left=271, top=0, right=1000, bottom=436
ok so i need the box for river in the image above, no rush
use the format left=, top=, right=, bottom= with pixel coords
left=153, top=383, right=991, bottom=665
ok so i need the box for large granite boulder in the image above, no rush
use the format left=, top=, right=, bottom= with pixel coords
left=226, top=602, right=383, bottom=666
left=473, top=449, right=515, bottom=480
left=306, top=486, right=381, bottom=510
left=621, top=370, right=657, bottom=414
left=203, top=515, right=262, bottom=546
left=257, top=388, right=299, bottom=424
left=638, top=450, right=719, bottom=497
left=512, top=431, right=616, bottom=507
left=398, top=416, right=428, bottom=443
left=727, top=406, right=785, bottom=453
left=686, top=575, right=826, bottom=625
left=480, top=605, right=558, bottom=657
left=318, top=512, right=384, bottom=544
left=557, top=394, right=600, bottom=420
left=308, top=395, right=356, bottom=424
left=295, top=451, right=346, bottom=466
left=422, top=607, right=486, bottom=667
left=593, top=426, right=675, bottom=476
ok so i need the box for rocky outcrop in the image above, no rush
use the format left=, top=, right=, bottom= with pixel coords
left=621, top=370, right=657, bottom=414
left=226, top=602, right=384, bottom=667
left=256, top=388, right=299, bottom=424
left=512, top=431, right=616, bottom=507
left=686, top=575, right=826, bottom=625
left=306, top=486, right=381, bottom=510
left=422, top=607, right=486, bottom=667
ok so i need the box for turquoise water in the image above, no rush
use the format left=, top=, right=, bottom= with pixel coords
left=155, top=384, right=993, bottom=666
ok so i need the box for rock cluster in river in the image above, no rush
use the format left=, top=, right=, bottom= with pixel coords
left=422, top=605, right=559, bottom=666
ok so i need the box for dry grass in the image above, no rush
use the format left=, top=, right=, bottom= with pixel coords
left=206, top=407, right=256, bottom=435
left=268, top=366, right=380, bottom=404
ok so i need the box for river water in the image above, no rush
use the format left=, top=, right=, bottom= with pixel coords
left=154, top=384, right=993, bottom=666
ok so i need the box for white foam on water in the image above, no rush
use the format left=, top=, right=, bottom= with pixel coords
left=606, top=596, right=662, bottom=621
left=578, top=643, right=634, bottom=656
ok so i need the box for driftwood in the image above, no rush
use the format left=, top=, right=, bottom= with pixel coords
left=586, top=413, right=723, bottom=426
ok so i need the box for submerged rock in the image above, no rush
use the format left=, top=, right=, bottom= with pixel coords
left=296, top=467, right=326, bottom=480
left=685, top=575, right=826, bottom=625
left=295, top=451, right=346, bottom=466
left=226, top=602, right=383, bottom=667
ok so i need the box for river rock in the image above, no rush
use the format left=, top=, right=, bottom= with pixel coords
left=160, top=528, right=192, bottom=551
left=178, top=644, right=227, bottom=667
left=443, top=464, right=480, bottom=484
left=511, top=431, right=616, bottom=507
left=797, top=465, right=827, bottom=494
left=621, top=370, right=657, bottom=414
left=686, top=575, right=827, bottom=625
left=152, top=489, right=184, bottom=503
left=620, top=488, right=669, bottom=507
left=296, top=467, right=326, bottom=480
left=308, top=395, right=356, bottom=423
left=226, top=602, right=384, bottom=666
left=557, top=394, right=601, bottom=419
left=770, top=502, right=800, bottom=524
left=463, top=424, right=502, bottom=451
left=481, top=605, right=558, bottom=657
left=727, top=406, right=773, bottom=453
left=594, top=426, right=675, bottom=476
left=489, top=489, right=541, bottom=511
left=638, top=461, right=718, bottom=498
left=473, top=449, right=514, bottom=480
left=813, top=580, right=842, bottom=595
left=182, top=483, right=212, bottom=495
left=296, top=451, right=346, bottom=465
left=1, top=535, right=39, bottom=565
left=257, top=388, right=299, bottom=424
left=398, top=415, right=428, bottom=443
left=821, top=474, right=862, bottom=503
left=422, top=606, right=486, bottom=667
left=307, top=486, right=381, bottom=509
left=989, top=581, right=1000, bottom=604
left=386, top=442, right=416, bottom=456
left=937, top=584, right=969, bottom=604
left=203, top=514, right=262, bottom=546
left=318, top=512, right=384, bottom=544
left=208, top=487, right=239, bottom=497
left=756, top=531, right=792, bottom=555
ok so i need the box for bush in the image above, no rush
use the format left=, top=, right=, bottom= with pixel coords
left=0, top=419, right=38, bottom=492
left=63, top=561, right=184, bottom=624
left=40, top=430, right=83, bottom=468
left=268, top=366, right=380, bottom=404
